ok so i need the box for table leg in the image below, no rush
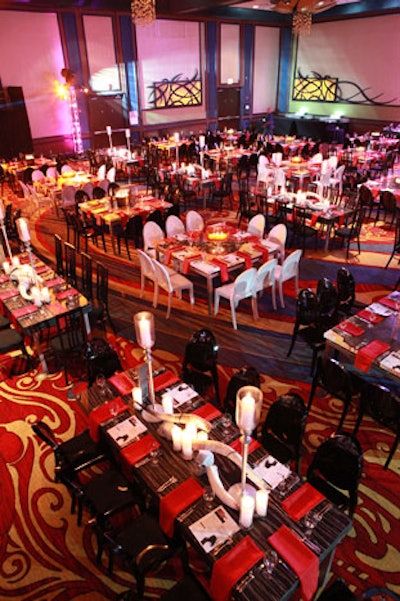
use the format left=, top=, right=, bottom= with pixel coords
left=84, top=313, right=91, bottom=335
left=206, top=276, right=213, bottom=315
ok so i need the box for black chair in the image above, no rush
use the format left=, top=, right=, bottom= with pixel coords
left=316, top=276, right=339, bottom=331
left=358, top=587, right=400, bottom=601
left=54, top=233, right=64, bottom=276
left=306, top=432, right=363, bottom=515
left=0, top=327, right=32, bottom=373
left=160, top=574, right=211, bottom=600
left=85, top=337, right=122, bottom=387
left=358, top=184, right=376, bottom=219
left=74, top=189, right=90, bottom=212
left=118, top=215, right=143, bottom=259
left=176, top=175, right=197, bottom=209
left=316, top=578, right=356, bottom=601
left=337, top=267, right=356, bottom=317
left=91, top=263, right=115, bottom=332
left=237, top=190, right=257, bottom=228
left=224, top=365, right=260, bottom=419
left=92, top=186, right=106, bottom=200
left=146, top=209, right=164, bottom=231
left=64, top=241, right=77, bottom=287
left=376, top=190, right=397, bottom=228
left=182, top=328, right=220, bottom=407
left=287, top=288, right=325, bottom=375
left=260, top=392, right=307, bottom=474
left=50, top=306, right=88, bottom=385
left=211, top=172, right=234, bottom=210
left=79, top=251, right=93, bottom=300
left=292, top=206, right=319, bottom=253
left=308, top=356, right=361, bottom=432
left=385, top=216, right=400, bottom=269
left=333, top=206, right=366, bottom=259
left=31, top=420, right=109, bottom=522
left=353, top=383, right=400, bottom=470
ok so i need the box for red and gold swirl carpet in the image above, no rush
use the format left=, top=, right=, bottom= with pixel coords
left=0, top=334, right=399, bottom=600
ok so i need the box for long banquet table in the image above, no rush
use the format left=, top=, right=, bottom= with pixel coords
left=79, top=365, right=352, bottom=600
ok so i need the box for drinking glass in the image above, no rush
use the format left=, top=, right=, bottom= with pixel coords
left=264, top=549, right=278, bottom=576
left=220, top=412, right=233, bottom=440
left=96, top=373, right=107, bottom=398
left=303, top=509, right=321, bottom=538
left=203, top=485, right=215, bottom=509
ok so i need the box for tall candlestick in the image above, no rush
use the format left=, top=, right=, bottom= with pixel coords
left=16, top=218, right=31, bottom=243
left=238, top=392, right=256, bottom=432
left=134, top=311, right=155, bottom=349
left=106, top=125, right=112, bottom=136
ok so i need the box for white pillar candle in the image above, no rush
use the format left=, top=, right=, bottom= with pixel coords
left=2, top=261, right=10, bottom=275
left=239, top=493, right=255, bottom=529
left=137, top=315, right=153, bottom=349
left=132, top=386, right=142, bottom=409
left=16, top=218, right=31, bottom=242
left=171, top=425, right=182, bottom=452
left=125, top=128, right=131, bottom=138
left=162, top=393, right=174, bottom=415
left=11, top=256, right=20, bottom=268
left=197, top=430, right=208, bottom=442
left=255, top=489, right=269, bottom=517
left=41, top=286, right=50, bottom=303
left=238, top=393, right=256, bottom=431
left=181, top=427, right=193, bottom=460
left=185, top=420, right=197, bottom=441
left=106, top=125, right=112, bottom=136
left=31, top=286, right=42, bottom=307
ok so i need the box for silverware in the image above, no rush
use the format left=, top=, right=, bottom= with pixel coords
left=210, top=536, right=233, bottom=557
left=135, top=455, right=153, bottom=468
left=156, top=476, right=177, bottom=493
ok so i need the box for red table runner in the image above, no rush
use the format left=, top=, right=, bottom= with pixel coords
left=282, top=483, right=325, bottom=521
left=159, top=477, right=204, bottom=537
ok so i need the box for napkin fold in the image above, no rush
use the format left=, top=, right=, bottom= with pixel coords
left=164, top=244, right=185, bottom=264
left=120, top=433, right=159, bottom=467
left=282, top=482, right=325, bottom=521
left=230, top=436, right=261, bottom=455
left=236, top=250, right=252, bottom=269
left=182, top=253, right=202, bottom=275
left=159, top=477, right=204, bottom=537
left=153, top=370, right=180, bottom=392
left=210, top=536, right=264, bottom=601
left=89, top=397, right=127, bottom=441
left=357, top=308, right=383, bottom=324
left=0, top=289, right=19, bottom=300
left=268, top=525, right=319, bottom=601
left=47, top=301, right=66, bottom=316
left=12, top=304, right=38, bottom=319
left=210, top=258, right=229, bottom=282
left=109, top=372, right=135, bottom=396
left=337, top=320, right=365, bottom=337
left=193, top=403, right=222, bottom=422
left=44, top=277, right=65, bottom=288
left=56, top=287, right=79, bottom=300
left=377, top=296, right=399, bottom=310
left=253, top=243, right=269, bottom=263
left=354, top=340, right=390, bottom=372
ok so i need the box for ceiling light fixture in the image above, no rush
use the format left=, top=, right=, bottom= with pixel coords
left=131, top=0, right=156, bottom=26
left=267, top=0, right=338, bottom=35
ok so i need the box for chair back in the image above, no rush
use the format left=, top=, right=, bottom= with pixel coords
left=165, top=215, right=185, bottom=238
left=82, top=182, right=94, bottom=199
left=64, top=241, right=77, bottom=286
left=32, top=420, right=59, bottom=451
left=106, top=167, right=116, bottom=182
left=146, top=209, right=164, bottom=230
left=313, top=356, right=352, bottom=405
left=233, top=268, right=257, bottom=303
left=46, top=166, right=58, bottom=179
left=337, top=267, right=355, bottom=315
left=267, top=224, right=287, bottom=263
left=316, top=276, right=339, bottom=329
left=223, top=365, right=260, bottom=418
left=19, top=180, right=32, bottom=201
left=80, top=251, right=93, bottom=300
left=307, top=432, right=363, bottom=514
left=152, top=258, right=172, bottom=292
left=32, top=169, right=45, bottom=183
left=61, top=164, right=74, bottom=174
left=62, top=185, right=76, bottom=206
left=295, top=288, right=318, bottom=326
left=255, top=258, right=277, bottom=294
left=247, top=214, right=265, bottom=238
left=75, top=190, right=90, bottom=206
left=97, top=164, right=106, bottom=180
left=186, top=210, right=204, bottom=232
left=280, top=249, right=302, bottom=283
left=183, top=328, right=219, bottom=374
left=54, top=234, right=63, bottom=276
left=98, top=179, right=110, bottom=194
left=143, top=221, right=164, bottom=254
left=137, top=249, right=156, bottom=281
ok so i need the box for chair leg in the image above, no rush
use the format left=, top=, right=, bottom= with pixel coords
left=230, top=299, right=237, bottom=330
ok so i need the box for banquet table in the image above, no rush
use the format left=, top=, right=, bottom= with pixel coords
left=324, top=290, right=400, bottom=386
left=0, top=254, right=92, bottom=370
left=78, top=366, right=352, bottom=601
left=361, top=179, right=400, bottom=204
left=157, top=231, right=279, bottom=314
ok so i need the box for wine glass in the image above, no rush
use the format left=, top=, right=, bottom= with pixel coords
left=150, top=444, right=160, bottom=464
left=203, top=485, right=215, bottom=510
left=220, top=412, right=233, bottom=440
left=96, top=373, right=107, bottom=398
left=264, top=549, right=278, bottom=576
left=303, top=509, right=321, bottom=539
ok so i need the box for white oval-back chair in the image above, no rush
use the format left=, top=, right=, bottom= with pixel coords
left=274, top=249, right=302, bottom=308
left=152, top=258, right=195, bottom=319
left=214, top=267, right=257, bottom=330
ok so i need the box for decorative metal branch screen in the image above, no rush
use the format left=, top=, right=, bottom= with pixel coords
left=293, top=75, right=338, bottom=102
left=148, top=72, right=202, bottom=108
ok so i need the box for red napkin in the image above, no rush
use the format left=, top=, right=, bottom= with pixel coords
left=253, top=243, right=269, bottom=263
left=12, top=305, right=38, bottom=319
left=120, top=433, right=160, bottom=467
left=210, top=258, right=229, bottom=282
left=164, top=244, right=185, bottom=264
left=331, top=209, right=345, bottom=226
left=354, top=340, right=390, bottom=372
left=159, top=477, right=204, bottom=537
left=247, top=235, right=261, bottom=243
left=109, top=372, right=135, bottom=396
left=337, top=320, right=365, bottom=337
left=236, top=250, right=252, bottom=269
left=210, top=536, right=264, bottom=601
left=357, top=309, right=383, bottom=324
left=230, top=436, right=261, bottom=455
left=310, top=211, right=323, bottom=227
left=35, top=264, right=49, bottom=275
left=0, top=289, right=19, bottom=300
left=268, top=525, right=319, bottom=601
left=44, top=277, right=65, bottom=288
left=0, top=275, right=9, bottom=284
left=193, top=403, right=222, bottom=421
left=182, top=253, right=202, bottom=275
left=153, top=370, right=180, bottom=392
left=282, top=483, right=325, bottom=521
left=48, top=301, right=66, bottom=316
left=56, top=288, right=79, bottom=300
left=89, top=397, right=127, bottom=441
left=378, top=296, right=399, bottom=310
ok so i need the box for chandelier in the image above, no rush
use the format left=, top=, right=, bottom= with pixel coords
left=267, top=0, right=338, bottom=35
left=131, top=0, right=156, bottom=26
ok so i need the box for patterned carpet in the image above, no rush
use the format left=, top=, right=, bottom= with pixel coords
left=1, top=335, right=399, bottom=601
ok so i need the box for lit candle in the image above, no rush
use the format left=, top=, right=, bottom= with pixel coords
left=239, top=493, right=255, bottom=529
left=255, top=489, right=269, bottom=517
left=31, top=285, right=42, bottom=307
left=11, top=256, right=20, bottom=268
left=171, top=425, right=182, bottom=452
left=106, top=125, right=112, bottom=136
left=185, top=420, right=197, bottom=441
left=2, top=261, right=10, bottom=275
left=125, top=128, right=131, bottom=139
left=197, top=430, right=208, bottom=442
left=162, top=393, right=174, bottom=415
left=238, top=392, right=256, bottom=432
left=41, top=286, right=50, bottom=303
left=181, top=426, right=193, bottom=460
left=132, top=386, right=142, bottom=409
left=136, top=314, right=153, bottom=349
left=16, top=218, right=31, bottom=242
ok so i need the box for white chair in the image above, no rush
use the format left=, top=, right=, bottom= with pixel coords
left=274, top=249, right=302, bottom=308
left=143, top=221, right=165, bottom=257
left=46, top=166, right=59, bottom=180
left=214, top=267, right=257, bottom=330
left=309, top=152, right=323, bottom=164
left=152, top=258, right=194, bottom=319
left=247, top=214, right=265, bottom=238
left=274, top=168, right=286, bottom=190
left=82, top=182, right=94, bottom=199
left=186, top=210, right=204, bottom=232
left=165, top=215, right=185, bottom=238
left=106, top=167, right=116, bottom=183
left=27, top=183, right=52, bottom=215
left=61, top=164, right=74, bottom=174
left=327, top=155, right=338, bottom=171
left=61, top=185, right=76, bottom=209
left=98, top=179, right=110, bottom=194
left=267, top=223, right=287, bottom=265
left=32, top=169, right=46, bottom=191
left=137, top=249, right=157, bottom=302
left=316, top=169, right=332, bottom=196
left=329, top=164, right=346, bottom=196
left=97, top=164, right=106, bottom=180
left=254, top=258, right=277, bottom=316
